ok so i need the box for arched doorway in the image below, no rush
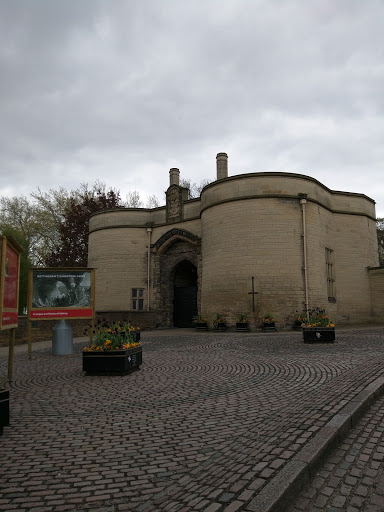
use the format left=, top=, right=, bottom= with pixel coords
left=173, top=260, right=198, bottom=327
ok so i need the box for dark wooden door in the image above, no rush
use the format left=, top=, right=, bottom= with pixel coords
left=174, top=286, right=197, bottom=327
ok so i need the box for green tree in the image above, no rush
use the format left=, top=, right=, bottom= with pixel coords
left=44, top=183, right=124, bottom=267
left=0, top=188, right=71, bottom=265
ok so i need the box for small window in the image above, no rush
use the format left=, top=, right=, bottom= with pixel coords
left=325, top=248, right=336, bottom=301
left=132, top=288, right=144, bottom=310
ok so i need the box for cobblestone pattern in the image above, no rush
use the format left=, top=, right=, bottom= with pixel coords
left=288, top=394, right=384, bottom=512
left=0, top=329, right=384, bottom=511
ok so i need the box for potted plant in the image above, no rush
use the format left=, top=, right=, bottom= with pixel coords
left=193, top=313, right=208, bottom=330
left=83, top=320, right=142, bottom=375
left=236, top=313, right=250, bottom=332
left=0, top=388, right=9, bottom=436
left=301, top=308, right=335, bottom=343
left=293, top=311, right=308, bottom=330
left=262, top=314, right=276, bottom=331
left=213, top=313, right=227, bottom=332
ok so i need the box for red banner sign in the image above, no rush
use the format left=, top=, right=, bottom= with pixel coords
left=2, top=311, right=18, bottom=326
left=3, top=245, right=19, bottom=309
left=29, top=308, right=93, bottom=319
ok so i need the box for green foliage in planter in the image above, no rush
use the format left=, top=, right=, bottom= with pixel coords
left=83, top=320, right=140, bottom=351
left=301, top=308, right=335, bottom=328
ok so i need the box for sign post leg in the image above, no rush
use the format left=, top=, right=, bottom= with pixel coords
left=8, top=328, right=15, bottom=382
left=28, top=321, right=32, bottom=358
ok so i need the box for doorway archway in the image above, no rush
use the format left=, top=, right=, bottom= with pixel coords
left=173, top=260, right=197, bottom=327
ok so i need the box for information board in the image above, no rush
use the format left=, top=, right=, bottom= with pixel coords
left=0, top=237, right=22, bottom=330
left=28, top=269, right=94, bottom=320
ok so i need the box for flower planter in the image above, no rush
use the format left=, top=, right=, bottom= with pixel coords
left=303, top=327, right=335, bottom=343
left=0, top=389, right=10, bottom=436
left=195, top=322, right=208, bottom=331
left=214, top=322, right=227, bottom=332
left=293, top=320, right=303, bottom=331
left=236, top=322, right=250, bottom=332
left=83, top=346, right=142, bottom=375
left=262, top=321, right=276, bottom=332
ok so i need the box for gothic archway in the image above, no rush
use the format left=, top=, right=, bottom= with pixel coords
left=152, top=235, right=201, bottom=328
left=173, top=260, right=198, bottom=327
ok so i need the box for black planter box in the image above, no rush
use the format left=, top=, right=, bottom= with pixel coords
left=83, top=346, right=142, bottom=375
left=195, top=322, right=208, bottom=331
left=293, top=320, right=303, bottom=331
left=0, top=389, right=10, bottom=436
left=303, top=327, right=335, bottom=343
left=236, top=322, right=250, bottom=332
left=214, top=322, right=227, bottom=332
left=262, top=322, right=276, bottom=331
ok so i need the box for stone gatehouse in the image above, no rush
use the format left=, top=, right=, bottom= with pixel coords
left=88, top=153, right=384, bottom=329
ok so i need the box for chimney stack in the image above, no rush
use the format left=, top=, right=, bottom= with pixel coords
left=169, top=168, right=180, bottom=186
left=216, top=153, right=228, bottom=180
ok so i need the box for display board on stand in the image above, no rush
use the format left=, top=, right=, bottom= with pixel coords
left=27, top=268, right=95, bottom=354
left=0, top=235, right=23, bottom=384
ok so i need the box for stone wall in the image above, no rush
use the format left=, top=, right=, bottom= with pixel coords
left=369, top=267, right=384, bottom=322
left=87, top=168, right=379, bottom=328
left=200, top=197, right=305, bottom=326
left=88, top=227, right=149, bottom=311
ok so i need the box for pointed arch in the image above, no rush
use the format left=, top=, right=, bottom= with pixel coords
left=152, top=228, right=201, bottom=255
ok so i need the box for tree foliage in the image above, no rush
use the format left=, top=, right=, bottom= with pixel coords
left=125, top=190, right=144, bottom=208
left=0, top=177, right=213, bottom=271
left=0, top=188, right=71, bottom=265
left=180, top=178, right=213, bottom=199
left=377, top=218, right=384, bottom=266
left=44, top=183, right=124, bottom=267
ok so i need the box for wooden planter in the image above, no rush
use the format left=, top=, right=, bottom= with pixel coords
left=83, top=346, right=142, bottom=375
left=236, top=322, right=250, bottom=332
left=303, top=327, right=335, bottom=343
left=195, top=322, right=208, bottom=331
left=0, top=389, right=10, bottom=436
left=214, top=322, right=227, bottom=332
left=262, top=321, right=276, bottom=332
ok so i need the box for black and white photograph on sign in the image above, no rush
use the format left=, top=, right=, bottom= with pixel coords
left=32, top=271, right=91, bottom=308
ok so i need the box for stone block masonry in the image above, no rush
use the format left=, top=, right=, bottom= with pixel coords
left=88, top=157, right=380, bottom=328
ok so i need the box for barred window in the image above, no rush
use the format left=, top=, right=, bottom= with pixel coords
left=325, top=248, right=336, bottom=301
left=132, top=288, right=144, bottom=311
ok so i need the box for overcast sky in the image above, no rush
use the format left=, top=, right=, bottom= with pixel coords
left=1, top=0, right=383, bottom=216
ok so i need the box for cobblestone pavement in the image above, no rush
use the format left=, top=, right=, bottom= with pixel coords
left=288, top=394, right=384, bottom=512
left=0, top=327, right=384, bottom=512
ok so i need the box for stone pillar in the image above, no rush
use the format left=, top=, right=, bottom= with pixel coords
left=169, top=168, right=180, bottom=186
left=216, top=153, right=228, bottom=180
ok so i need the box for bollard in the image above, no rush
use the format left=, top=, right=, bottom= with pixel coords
left=52, top=320, right=73, bottom=355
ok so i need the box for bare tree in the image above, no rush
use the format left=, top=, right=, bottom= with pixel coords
left=126, top=190, right=144, bottom=208
left=179, top=178, right=213, bottom=199
left=146, top=194, right=162, bottom=208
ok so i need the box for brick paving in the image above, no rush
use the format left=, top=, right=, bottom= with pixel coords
left=0, top=327, right=384, bottom=511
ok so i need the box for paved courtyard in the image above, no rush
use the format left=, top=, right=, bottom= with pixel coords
left=1, top=327, right=384, bottom=511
